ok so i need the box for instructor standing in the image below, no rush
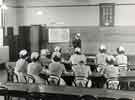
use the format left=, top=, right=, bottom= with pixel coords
left=72, top=33, right=81, bottom=49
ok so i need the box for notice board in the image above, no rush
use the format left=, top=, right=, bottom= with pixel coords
left=48, top=28, right=70, bottom=43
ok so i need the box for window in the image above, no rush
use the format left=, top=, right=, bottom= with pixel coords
left=0, top=28, right=3, bottom=46
left=0, top=0, right=2, bottom=27
left=100, top=3, right=115, bottom=27
left=0, top=0, right=5, bottom=46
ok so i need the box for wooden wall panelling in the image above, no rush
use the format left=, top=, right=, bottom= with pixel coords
left=39, top=25, right=43, bottom=50
left=14, top=35, right=20, bottom=61
left=3, top=28, right=8, bottom=46
left=69, top=26, right=135, bottom=55
left=7, top=27, right=16, bottom=61
left=19, top=26, right=31, bottom=53
left=40, top=25, right=48, bottom=49
left=39, top=26, right=135, bottom=55
left=30, top=25, right=41, bottom=52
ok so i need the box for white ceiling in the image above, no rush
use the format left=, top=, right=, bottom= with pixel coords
left=5, top=0, right=135, bottom=6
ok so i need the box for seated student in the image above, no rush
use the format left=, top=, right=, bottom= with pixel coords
left=52, top=46, right=62, bottom=61
left=72, top=60, right=92, bottom=87
left=70, top=47, right=86, bottom=65
left=27, top=52, right=45, bottom=84
left=103, top=56, right=119, bottom=89
left=61, top=53, right=74, bottom=86
left=40, top=49, right=52, bottom=68
left=62, top=53, right=72, bottom=71
left=96, top=44, right=108, bottom=73
left=48, top=54, right=72, bottom=86
left=15, top=49, right=28, bottom=82
left=115, top=46, right=128, bottom=72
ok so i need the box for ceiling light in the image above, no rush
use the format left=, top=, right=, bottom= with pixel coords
left=36, top=11, right=43, bottom=15
left=1, top=4, right=8, bottom=10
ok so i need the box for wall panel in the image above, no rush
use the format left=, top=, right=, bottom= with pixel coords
left=68, top=26, right=135, bottom=55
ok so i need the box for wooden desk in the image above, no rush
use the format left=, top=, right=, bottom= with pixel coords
left=2, top=83, right=135, bottom=99
left=89, top=72, right=106, bottom=88
left=29, top=84, right=105, bottom=96
left=119, top=71, right=135, bottom=90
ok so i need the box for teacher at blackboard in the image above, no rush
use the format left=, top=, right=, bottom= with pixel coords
left=72, top=33, right=81, bottom=49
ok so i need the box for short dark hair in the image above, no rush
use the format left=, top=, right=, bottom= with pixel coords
left=79, top=60, right=85, bottom=64
left=31, top=56, right=40, bottom=62
left=106, top=57, right=114, bottom=65
left=99, top=48, right=106, bottom=53
left=75, top=51, right=81, bottom=55
left=53, top=55, right=61, bottom=62
left=117, top=48, right=125, bottom=54
left=20, top=54, right=28, bottom=59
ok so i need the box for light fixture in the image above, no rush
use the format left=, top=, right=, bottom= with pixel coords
left=104, top=22, right=109, bottom=26
left=1, top=4, right=8, bottom=10
left=36, top=11, right=43, bottom=15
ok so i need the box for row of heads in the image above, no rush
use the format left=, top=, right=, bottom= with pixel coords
left=19, top=50, right=40, bottom=61
left=19, top=46, right=62, bottom=57
left=19, top=44, right=125, bottom=55
left=19, top=46, right=63, bottom=61
left=19, top=49, right=62, bottom=62
left=19, top=49, right=117, bottom=65
left=99, top=44, right=126, bottom=54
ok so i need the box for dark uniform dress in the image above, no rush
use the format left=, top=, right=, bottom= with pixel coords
left=72, top=38, right=81, bottom=49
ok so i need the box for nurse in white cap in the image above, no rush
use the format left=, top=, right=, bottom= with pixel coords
left=72, top=60, right=92, bottom=87
left=40, top=49, right=51, bottom=68
left=96, top=44, right=108, bottom=73
left=52, top=46, right=62, bottom=62
left=103, top=55, right=119, bottom=89
left=115, top=46, right=128, bottom=72
left=27, top=52, right=45, bottom=83
left=15, top=49, right=28, bottom=82
left=70, top=47, right=86, bottom=65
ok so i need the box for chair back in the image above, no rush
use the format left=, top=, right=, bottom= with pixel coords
left=47, top=75, right=60, bottom=86
left=6, top=64, right=19, bottom=83
left=23, top=74, right=35, bottom=84
left=12, top=72, right=19, bottom=83
left=128, top=65, right=135, bottom=71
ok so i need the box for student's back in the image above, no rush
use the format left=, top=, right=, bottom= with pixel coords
left=49, top=62, right=65, bottom=77
left=14, top=49, right=28, bottom=82
left=116, top=46, right=128, bottom=72
left=115, top=54, right=127, bottom=65
left=96, top=53, right=108, bottom=65
left=72, top=62, right=92, bottom=87
left=28, top=62, right=42, bottom=76
left=73, top=64, right=91, bottom=78
left=40, top=56, right=51, bottom=68
left=70, top=54, right=86, bottom=65
left=104, top=65, right=119, bottom=78
left=28, top=52, right=45, bottom=83
left=28, top=62, right=44, bottom=83
left=103, top=56, right=119, bottom=89
left=15, top=59, right=28, bottom=74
